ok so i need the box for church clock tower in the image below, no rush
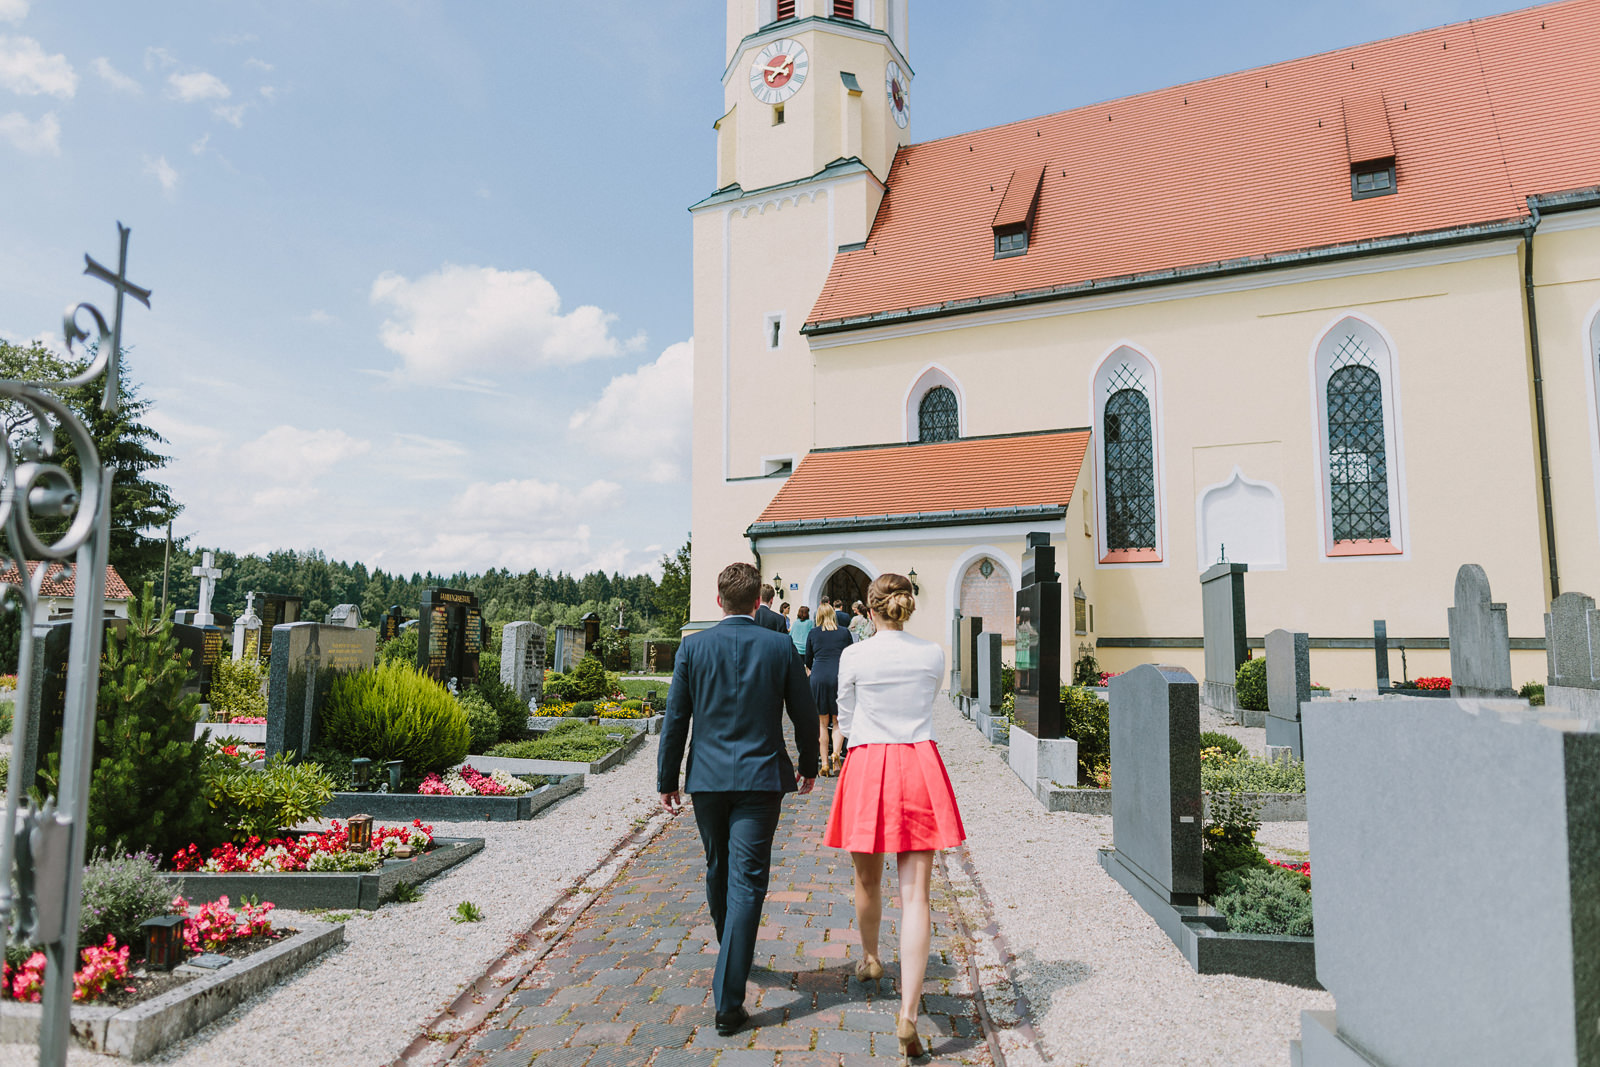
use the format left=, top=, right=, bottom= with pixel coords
left=686, top=1, right=913, bottom=621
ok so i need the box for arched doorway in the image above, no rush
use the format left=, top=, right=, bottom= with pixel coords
left=822, top=565, right=870, bottom=610
left=959, top=556, right=1016, bottom=644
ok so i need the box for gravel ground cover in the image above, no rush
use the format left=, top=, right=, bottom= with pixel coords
left=0, top=738, right=660, bottom=1067
left=939, top=697, right=1330, bottom=1067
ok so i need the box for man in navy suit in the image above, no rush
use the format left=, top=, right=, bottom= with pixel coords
left=659, top=562, right=820, bottom=1036
left=753, top=583, right=788, bottom=632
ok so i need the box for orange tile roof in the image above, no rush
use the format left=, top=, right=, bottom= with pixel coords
left=751, top=430, right=1089, bottom=531
left=807, top=0, right=1600, bottom=330
left=0, top=561, right=134, bottom=600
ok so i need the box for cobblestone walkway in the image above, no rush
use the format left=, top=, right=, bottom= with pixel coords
left=455, top=780, right=995, bottom=1067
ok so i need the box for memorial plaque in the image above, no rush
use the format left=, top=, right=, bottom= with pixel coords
left=266, top=622, right=377, bottom=760
left=417, top=587, right=482, bottom=687
left=379, top=605, right=405, bottom=642
left=1015, top=532, right=1064, bottom=738
left=253, top=594, right=304, bottom=663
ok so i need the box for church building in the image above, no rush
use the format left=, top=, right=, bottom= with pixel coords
left=688, top=0, right=1600, bottom=688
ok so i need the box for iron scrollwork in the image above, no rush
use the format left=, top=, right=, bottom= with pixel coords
left=0, top=224, right=148, bottom=1066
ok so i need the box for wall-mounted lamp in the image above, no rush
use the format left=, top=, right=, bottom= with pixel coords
left=771, top=573, right=783, bottom=592
left=907, top=568, right=919, bottom=595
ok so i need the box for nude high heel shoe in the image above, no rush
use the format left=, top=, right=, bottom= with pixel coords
left=896, top=1017, right=924, bottom=1061
left=855, top=956, right=883, bottom=982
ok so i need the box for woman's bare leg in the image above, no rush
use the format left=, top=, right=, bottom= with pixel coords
left=895, top=851, right=934, bottom=1024
left=851, top=852, right=885, bottom=967
left=818, top=717, right=833, bottom=769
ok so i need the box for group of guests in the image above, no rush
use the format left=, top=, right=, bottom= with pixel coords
left=750, top=585, right=874, bottom=776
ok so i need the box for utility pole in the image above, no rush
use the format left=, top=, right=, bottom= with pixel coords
left=159, top=520, right=172, bottom=621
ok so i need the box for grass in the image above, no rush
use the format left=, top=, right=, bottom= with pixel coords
left=486, top=722, right=630, bottom=763
left=384, top=882, right=423, bottom=905
left=618, top=678, right=669, bottom=702
left=452, top=901, right=484, bottom=924
left=1201, top=751, right=1307, bottom=793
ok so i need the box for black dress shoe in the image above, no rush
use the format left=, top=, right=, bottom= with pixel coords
left=714, top=1006, right=749, bottom=1036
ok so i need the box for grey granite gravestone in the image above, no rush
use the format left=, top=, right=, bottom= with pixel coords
left=324, top=603, right=361, bottom=628
left=949, top=610, right=963, bottom=697
left=1103, top=664, right=1203, bottom=905
left=1543, top=591, right=1600, bottom=717
left=1200, top=562, right=1249, bottom=721
left=1373, top=619, right=1391, bottom=690
left=1265, top=629, right=1310, bottom=759
left=266, top=622, right=377, bottom=760
left=957, top=615, right=983, bottom=702
left=552, top=625, right=580, bottom=673
left=501, top=621, right=546, bottom=706
left=1294, top=697, right=1600, bottom=1066
left=1447, top=564, right=1515, bottom=699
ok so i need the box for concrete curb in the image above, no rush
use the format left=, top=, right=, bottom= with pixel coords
left=1036, top=787, right=1307, bottom=821
left=0, top=922, right=344, bottom=1061
left=322, top=774, right=583, bottom=823
left=465, top=727, right=648, bottom=777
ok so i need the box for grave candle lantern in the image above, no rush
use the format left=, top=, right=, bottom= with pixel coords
left=385, top=760, right=404, bottom=793
left=140, top=915, right=187, bottom=971
left=347, top=813, right=373, bottom=852
left=350, top=757, right=372, bottom=792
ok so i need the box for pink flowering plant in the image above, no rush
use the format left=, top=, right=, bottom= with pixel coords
left=5, top=936, right=131, bottom=1003
left=172, top=818, right=434, bottom=873
left=228, top=716, right=267, bottom=724
left=170, top=895, right=276, bottom=951
left=418, top=766, right=535, bottom=796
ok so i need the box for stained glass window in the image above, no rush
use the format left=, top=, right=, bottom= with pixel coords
left=918, top=386, right=959, bottom=442
left=1326, top=365, right=1390, bottom=541
left=1104, top=388, right=1156, bottom=550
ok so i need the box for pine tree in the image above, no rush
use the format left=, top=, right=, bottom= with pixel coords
left=653, top=538, right=692, bottom=632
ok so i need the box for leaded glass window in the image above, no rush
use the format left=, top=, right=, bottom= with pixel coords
left=1104, top=388, right=1155, bottom=550
left=918, top=386, right=958, bottom=442
left=1326, top=365, right=1390, bottom=541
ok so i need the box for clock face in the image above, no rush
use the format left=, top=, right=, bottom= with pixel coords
left=885, top=60, right=910, bottom=128
left=750, top=39, right=808, bottom=104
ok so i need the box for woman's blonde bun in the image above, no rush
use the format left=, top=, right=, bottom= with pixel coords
left=867, top=573, right=916, bottom=624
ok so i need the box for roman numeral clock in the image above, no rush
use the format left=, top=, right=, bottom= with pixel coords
left=750, top=39, right=808, bottom=104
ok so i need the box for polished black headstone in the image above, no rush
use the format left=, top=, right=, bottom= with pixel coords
left=1015, top=532, right=1064, bottom=739
left=253, top=594, right=304, bottom=663
left=417, top=588, right=482, bottom=688
left=1373, top=619, right=1390, bottom=690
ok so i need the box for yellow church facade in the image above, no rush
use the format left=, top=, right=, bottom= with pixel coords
left=688, top=0, right=1600, bottom=690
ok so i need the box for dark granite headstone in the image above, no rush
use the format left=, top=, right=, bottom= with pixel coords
left=1447, top=564, right=1515, bottom=699
left=1373, top=619, right=1391, bottom=691
left=957, top=615, right=983, bottom=700
left=1199, top=562, right=1249, bottom=715
left=1014, top=532, right=1064, bottom=739
left=501, top=621, right=546, bottom=705
left=265, top=622, right=377, bottom=760
left=19, top=621, right=73, bottom=794
left=1265, top=628, right=1310, bottom=759
left=253, top=594, right=303, bottom=663
left=1106, top=664, right=1203, bottom=905
left=170, top=622, right=225, bottom=703
left=581, top=613, right=601, bottom=655
left=379, top=605, right=405, bottom=643
left=417, top=588, right=481, bottom=688
left=645, top=641, right=676, bottom=674
left=976, top=630, right=1003, bottom=716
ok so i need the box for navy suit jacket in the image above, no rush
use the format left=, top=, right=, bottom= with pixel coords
left=658, top=615, right=821, bottom=794
left=754, top=604, right=788, bottom=632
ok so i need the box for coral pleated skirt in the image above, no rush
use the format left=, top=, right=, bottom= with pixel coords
left=823, top=740, right=966, bottom=854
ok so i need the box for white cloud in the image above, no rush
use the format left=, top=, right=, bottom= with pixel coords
left=167, top=70, right=229, bottom=102
left=234, top=425, right=371, bottom=483
left=569, top=340, right=693, bottom=483
left=305, top=309, right=335, bottom=324
left=0, top=1, right=28, bottom=25
left=142, top=154, right=177, bottom=192
left=145, top=46, right=177, bottom=70
left=0, top=109, right=56, bottom=154
left=405, top=477, right=631, bottom=573
left=190, top=132, right=209, bottom=154
left=212, top=102, right=245, bottom=127
left=258, top=85, right=276, bottom=101
left=370, top=264, right=643, bottom=385
left=244, top=57, right=272, bottom=72
left=91, top=57, right=140, bottom=94
left=0, top=36, right=76, bottom=98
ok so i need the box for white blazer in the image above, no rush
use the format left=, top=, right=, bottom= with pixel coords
left=836, top=630, right=947, bottom=746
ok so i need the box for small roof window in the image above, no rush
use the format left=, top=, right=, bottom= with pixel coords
left=1343, top=93, right=1397, bottom=200
left=991, top=164, right=1044, bottom=259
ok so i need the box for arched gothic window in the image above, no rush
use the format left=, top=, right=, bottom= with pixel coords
left=1316, top=318, right=1403, bottom=555
left=1093, top=348, right=1163, bottom=563
left=918, top=386, right=959, bottom=442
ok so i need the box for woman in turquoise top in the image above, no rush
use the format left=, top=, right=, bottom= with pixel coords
left=790, top=604, right=814, bottom=655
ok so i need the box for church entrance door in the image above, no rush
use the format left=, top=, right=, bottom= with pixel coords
left=821, top=565, right=870, bottom=610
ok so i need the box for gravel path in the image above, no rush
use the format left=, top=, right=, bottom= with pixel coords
left=0, top=736, right=662, bottom=1067
left=937, top=698, right=1329, bottom=1067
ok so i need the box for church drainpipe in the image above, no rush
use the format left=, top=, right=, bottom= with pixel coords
left=1523, top=200, right=1560, bottom=599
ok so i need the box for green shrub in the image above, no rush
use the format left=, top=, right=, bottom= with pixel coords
left=1519, top=681, right=1545, bottom=706
left=209, top=657, right=267, bottom=720
left=1071, top=648, right=1101, bottom=687
left=620, top=699, right=644, bottom=712
left=473, top=672, right=529, bottom=744
left=544, top=672, right=583, bottom=703
left=0, top=698, right=13, bottom=738
left=1202, top=752, right=1306, bottom=793
left=487, top=722, right=626, bottom=763
left=573, top=655, right=612, bottom=701
left=568, top=701, right=596, bottom=718
left=1000, top=664, right=1015, bottom=700
left=378, top=627, right=419, bottom=666
left=207, top=753, right=335, bottom=841
left=79, top=850, right=172, bottom=949
left=460, top=690, right=500, bottom=754
left=321, top=661, right=470, bottom=774
left=1203, top=789, right=1268, bottom=896
left=1235, top=657, right=1268, bottom=711
left=1059, top=685, right=1110, bottom=783
left=307, top=849, right=384, bottom=872
left=1213, top=866, right=1314, bottom=936
left=0, top=752, right=8, bottom=794
left=1199, top=731, right=1246, bottom=759
left=618, top=678, right=668, bottom=703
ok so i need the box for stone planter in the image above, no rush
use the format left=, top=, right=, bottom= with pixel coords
left=466, top=726, right=647, bottom=777
left=162, top=837, right=484, bottom=911
left=0, top=923, right=344, bottom=1061
left=194, top=722, right=266, bottom=744
left=530, top=714, right=662, bottom=734
left=1039, top=786, right=1306, bottom=820
left=321, top=774, right=582, bottom=823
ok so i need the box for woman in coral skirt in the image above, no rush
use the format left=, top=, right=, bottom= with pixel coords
left=824, top=573, right=965, bottom=1062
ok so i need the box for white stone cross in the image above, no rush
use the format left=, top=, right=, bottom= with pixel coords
left=193, top=550, right=221, bottom=626
left=232, top=591, right=261, bottom=661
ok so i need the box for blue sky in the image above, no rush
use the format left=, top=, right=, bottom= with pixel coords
left=0, top=0, right=1520, bottom=579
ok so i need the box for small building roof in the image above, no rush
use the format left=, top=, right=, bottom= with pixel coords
left=806, top=0, right=1600, bottom=332
left=0, top=561, right=135, bottom=600
left=750, top=429, right=1090, bottom=534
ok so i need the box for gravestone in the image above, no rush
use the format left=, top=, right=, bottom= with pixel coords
left=1294, top=697, right=1600, bottom=1066
left=191, top=551, right=222, bottom=626
left=232, top=592, right=262, bottom=661
left=1199, top=562, right=1250, bottom=720
left=645, top=641, right=677, bottom=674
left=265, top=622, right=377, bottom=760
left=1102, top=664, right=1204, bottom=905
left=957, top=615, right=983, bottom=702
left=1544, top=591, right=1600, bottom=717
left=553, top=626, right=581, bottom=673
left=1014, top=532, right=1063, bottom=738
left=581, top=612, right=601, bottom=655
left=949, top=609, right=963, bottom=696
left=1373, top=619, right=1391, bottom=690
left=18, top=621, right=73, bottom=793
left=501, top=621, right=546, bottom=706
left=974, top=631, right=1005, bottom=739
left=1447, top=564, right=1515, bottom=699
left=417, top=587, right=482, bottom=688
left=170, top=622, right=224, bottom=704
left=379, top=605, right=405, bottom=643
left=253, top=594, right=304, bottom=663
left=324, top=603, right=361, bottom=628
left=1265, top=628, right=1310, bottom=759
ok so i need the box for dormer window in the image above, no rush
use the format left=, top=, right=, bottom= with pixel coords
left=1342, top=92, right=1397, bottom=201
left=991, top=164, right=1044, bottom=260
left=1351, top=160, right=1395, bottom=199
left=994, top=225, right=1028, bottom=257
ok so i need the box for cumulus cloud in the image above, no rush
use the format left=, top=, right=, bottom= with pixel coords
left=0, top=109, right=56, bottom=154
left=406, top=477, right=630, bottom=573
left=212, top=102, right=245, bottom=127
left=244, top=57, right=273, bottom=72
left=0, top=1, right=27, bottom=25
left=569, top=340, right=693, bottom=483
left=91, top=57, right=139, bottom=93
left=142, top=154, right=177, bottom=192
left=234, top=425, right=371, bottom=483
left=167, top=70, right=229, bottom=102
left=0, top=36, right=76, bottom=98
left=370, top=264, right=643, bottom=385
left=145, top=46, right=177, bottom=70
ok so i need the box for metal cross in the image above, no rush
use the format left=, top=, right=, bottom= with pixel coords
left=80, top=222, right=151, bottom=412
left=192, top=551, right=221, bottom=625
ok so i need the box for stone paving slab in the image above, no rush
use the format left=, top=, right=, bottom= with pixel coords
left=453, top=780, right=993, bottom=1067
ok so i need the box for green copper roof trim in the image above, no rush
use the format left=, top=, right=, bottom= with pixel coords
left=748, top=504, right=1067, bottom=538
left=689, top=156, right=878, bottom=212
left=840, top=71, right=862, bottom=92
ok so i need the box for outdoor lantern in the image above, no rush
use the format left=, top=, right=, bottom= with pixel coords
left=141, top=914, right=186, bottom=971
left=646, top=690, right=658, bottom=710
left=908, top=568, right=919, bottom=595
left=347, top=813, right=374, bottom=852
left=385, top=760, right=404, bottom=793
left=351, top=757, right=372, bottom=792
left=771, top=573, right=783, bottom=593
